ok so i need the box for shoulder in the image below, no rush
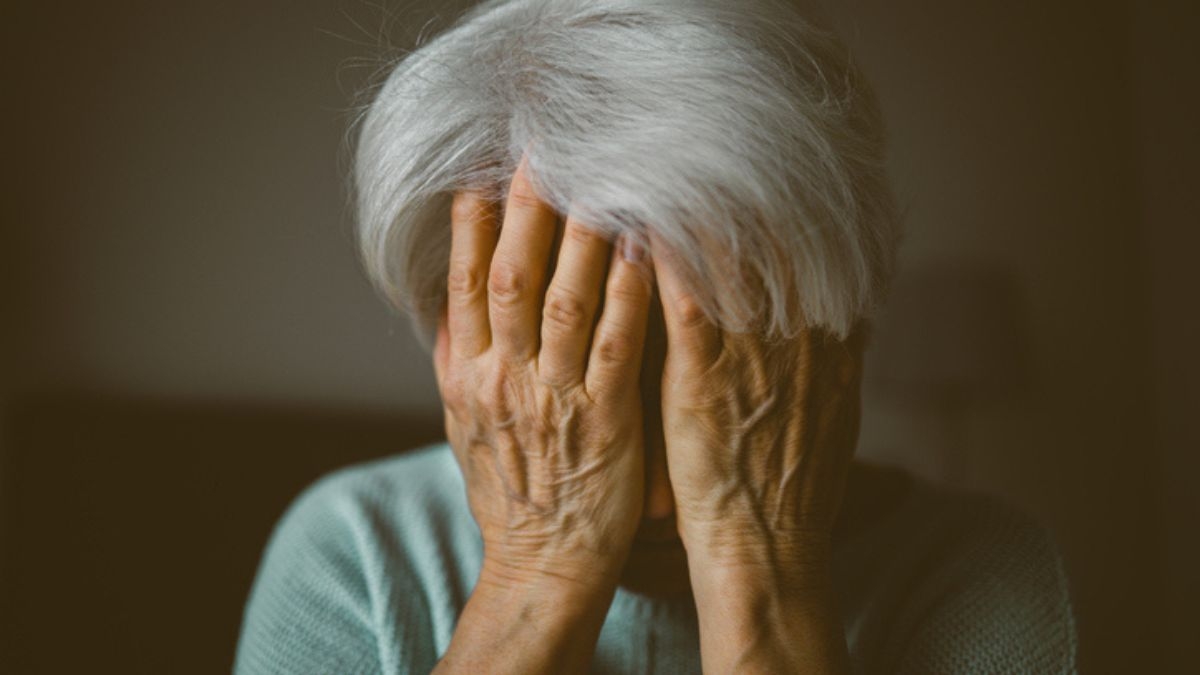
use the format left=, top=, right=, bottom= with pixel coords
left=235, top=441, right=472, bottom=675
left=846, top=468, right=1079, bottom=675
left=284, top=440, right=467, bottom=533
left=259, top=441, right=470, bottom=582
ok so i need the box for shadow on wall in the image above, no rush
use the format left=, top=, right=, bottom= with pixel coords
left=860, top=263, right=1031, bottom=485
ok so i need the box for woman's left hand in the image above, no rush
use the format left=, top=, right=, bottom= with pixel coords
left=648, top=235, right=866, bottom=673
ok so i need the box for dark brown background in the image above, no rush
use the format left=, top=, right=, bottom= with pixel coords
left=2, top=1, right=1196, bottom=673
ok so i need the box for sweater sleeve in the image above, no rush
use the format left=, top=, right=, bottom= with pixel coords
left=233, top=470, right=437, bottom=675
left=890, top=497, right=1079, bottom=675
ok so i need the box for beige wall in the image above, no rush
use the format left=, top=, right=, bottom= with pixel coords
left=6, top=0, right=1193, bottom=671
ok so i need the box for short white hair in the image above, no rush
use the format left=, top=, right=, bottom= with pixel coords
left=353, top=0, right=901, bottom=350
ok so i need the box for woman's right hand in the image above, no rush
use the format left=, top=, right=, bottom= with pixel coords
left=431, top=154, right=655, bottom=596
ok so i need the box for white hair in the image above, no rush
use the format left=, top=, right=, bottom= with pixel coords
left=353, top=0, right=901, bottom=351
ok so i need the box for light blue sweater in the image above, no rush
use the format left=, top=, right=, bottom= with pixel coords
left=234, top=441, right=1077, bottom=674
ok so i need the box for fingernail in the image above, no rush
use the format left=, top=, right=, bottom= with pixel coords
left=622, top=234, right=645, bottom=262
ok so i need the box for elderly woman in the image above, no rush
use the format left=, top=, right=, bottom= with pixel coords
left=235, top=0, right=1076, bottom=673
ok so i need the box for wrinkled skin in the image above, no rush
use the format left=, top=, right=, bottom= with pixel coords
left=648, top=238, right=867, bottom=575
left=432, top=155, right=655, bottom=590
left=432, top=154, right=864, bottom=600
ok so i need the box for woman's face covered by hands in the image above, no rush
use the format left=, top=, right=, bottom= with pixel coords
left=433, top=156, right=866, bottom=601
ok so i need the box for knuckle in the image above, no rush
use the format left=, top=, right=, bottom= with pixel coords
left=480, top=394, right=508, bottom=420
left=447, top=261, right=485, bottom=298
left=607, top=264, right=651, bottom=302
left=563, top=222, right=602, bottom=248
left=440, top=369, right=468, bottom=410
left=450, top=192, right=486, bottom=226
left=543, top=289, right=590, bottom=332
left=607, top=277, right=648, bottom=306
left=507, top=183, right=545, bottom=212
left=593, top=330, right=638, bottom=368
left=477, top=365, right=511, bottom=417
left=534, top=367, right=574, bottom=392
left=675, top=297, right=710, bottom=328
left=488, top=261, right=527, bottom=305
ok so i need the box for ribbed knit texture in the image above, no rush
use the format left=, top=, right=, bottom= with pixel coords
left=234, top=442, right=1077, bottom=674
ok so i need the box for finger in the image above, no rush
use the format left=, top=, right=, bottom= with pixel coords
left=434, top=305, right=469, bottom=470
left=447, top=190, right=499, bottom=359
left=434, top=303, right=450, bottom=386
left=646, top=232, right=722, bottom=370
left=585, top=233, right=653, bottom=400
left=489, top=154, right=559, bottom=361
left=537, top=213, right=612, bottom=387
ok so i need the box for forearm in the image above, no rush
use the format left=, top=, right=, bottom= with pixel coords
left=433, top=563, right=617, bottom=674
left=689, top=552, right=850, bottom=675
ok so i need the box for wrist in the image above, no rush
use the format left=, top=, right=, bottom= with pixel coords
left=436, top=560, right=618, bottom=674
left=477, top=554, right=620, bottom=607
left=688, top=547, right=837, bottom=617
left=686, top=541, right=849, bottom=674
left=681, top=521, right=834, bottom=584
left=692, top=582, right=849, bottom=675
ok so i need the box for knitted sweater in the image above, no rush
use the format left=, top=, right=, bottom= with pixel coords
left=234, top=441, right=1078, bottom=674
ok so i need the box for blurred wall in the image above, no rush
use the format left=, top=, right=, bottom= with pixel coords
left=836, top=2, right=1157, bottom=673
left=6, top=1, right=445, bottom=414
left=4, top=0, right=1195, bottom=672
left=1133, top=0, right=1200, bottom=669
